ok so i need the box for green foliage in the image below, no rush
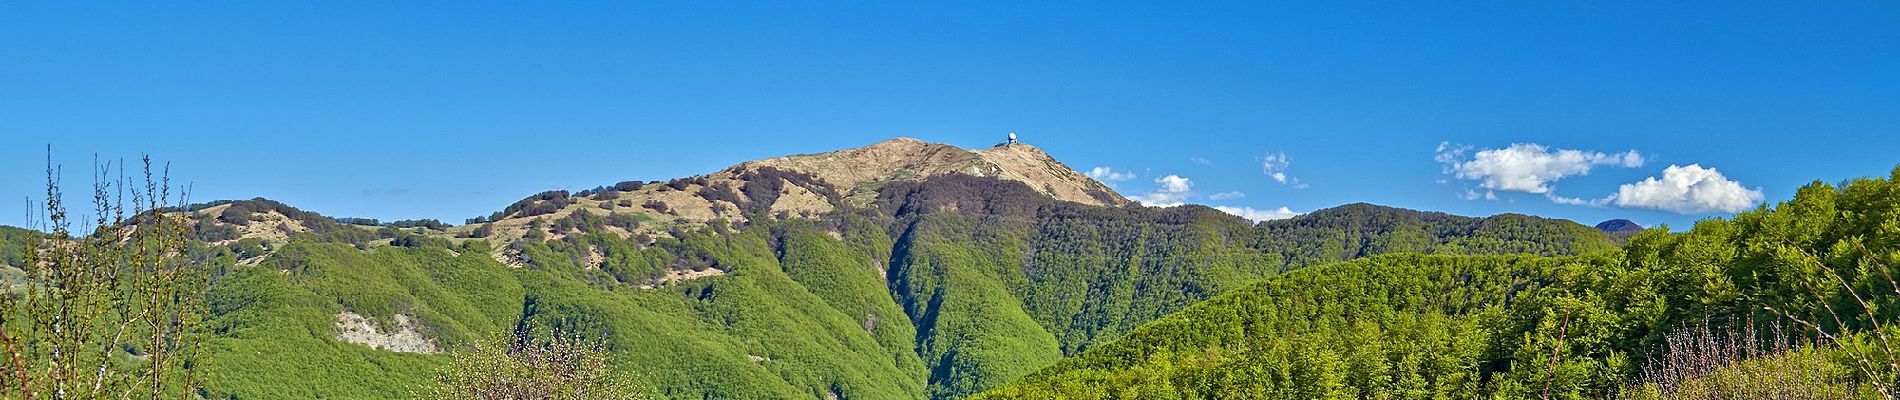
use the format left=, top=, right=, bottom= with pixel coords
left=197, top=224, right=929, bottom=399
left=977, top=255, right=1581, bottom=399
left=391, top=230, right=453, bottom=248
left=182, top=197, right=380, bottom=244
left=870, top=177, right=1616, bottom=397
left=1252, top=203, right=1623, bottom=271
left=770, top=218, right=928, bottom=387
left=386, top=219, right=450, bottom=230
left=1018, top=205, right=1275, bottom=354
left=889, top=214, right=1064, bottom=398
left=0, top=225, right=30, bottom=269
left=492, top=190, right=573, bottom=221
left=1619, top=347, right=1859, bottom=400
left=231, top=237, right=269, bottom=259
left=200, top=243, right=524, bottom=399
left=463, top=222, right=494, bottom=239
left=984, top=166, right=1900, bottom=399
left=425, top=332, right=646, bottom=400
left=2, top=157, right=209, bottom=399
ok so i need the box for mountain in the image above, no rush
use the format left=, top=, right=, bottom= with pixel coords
left=4, top=138, right=1623, bottom=399
left=980, top=169, right=1900, bottom=398
left=977, top=254, right=1594, bottom=399
left=461, top=138, right=1126, bottom=248
left=1594, top=218, right=1643, bottom=233
left=744, top=137, right=1129, bottom=207
left=1255, top=203, right=1621, bottom=272
left=1595, top=219, right=1645, bottom=241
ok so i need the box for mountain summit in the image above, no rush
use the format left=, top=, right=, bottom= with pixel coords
left=745, top=137, right=1128, bottom=207
left=1594, top=219, right=1644, bottom=233
left=469, top=137, right=1127, bottom=242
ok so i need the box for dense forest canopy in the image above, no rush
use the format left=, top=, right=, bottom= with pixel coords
left=983, top=166, right=1900, bottom=399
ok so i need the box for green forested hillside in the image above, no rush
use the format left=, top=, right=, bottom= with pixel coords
left=0, top=225, right=30, bottom=287
left=1255, top=203, right=1623, bottom=271
left=198, top=222, right=924, bottom=399
left=1, top=173, right=1619, bottom=399
left=984, top=166, right=1900, bottom=399
left=979, top=254, right=1597, bottom=399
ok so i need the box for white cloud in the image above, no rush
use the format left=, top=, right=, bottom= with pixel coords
left=1156, top=174, right=1191, bottom=192
left=1545, top=193, right=1607, bottom=207
left=1087, top=166, right=1136, bottom=182
left=1259, top=152, right=1307, bottom=189
left=1190, top=156, right=1212, bottom=166
left=1133, top=174, right=1193, bottom=206
left=1434, top=142, right=1473, bottom=167
left=1261, top=153, right=1289, bottom=183
left=1214, top=205, right=1301, bottom=222
left=1461, top=188, right=1498, bottom=201
left=1129, top=174, right=1296, bottom=222
left=1437, top=142, right=1643, bottom=195
left=1609, top=164, right=1763, bottom=214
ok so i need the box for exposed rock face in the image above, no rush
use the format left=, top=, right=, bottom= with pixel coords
left=746, top=137, right=1129, bottom=207
left=334, top=311, right=439, bottom=354
left=467, top=137, right=1130, bottom=243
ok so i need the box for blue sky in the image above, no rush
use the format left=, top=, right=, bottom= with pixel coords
left=3, top=2, right=1897, bottom=229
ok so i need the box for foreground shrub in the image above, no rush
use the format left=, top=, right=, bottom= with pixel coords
left=0, top=155, right=209, bottom=398
left=1621, top=320, right=1857, bottom=400
left=424, top=331, right=642, bottom=400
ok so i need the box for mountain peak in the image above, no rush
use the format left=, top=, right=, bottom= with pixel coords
left=873, top=136, right=927, bottom=145
left=461, top=137, right=1128, bottom=243
left=1595, top=219, right=1644, bottom=233
left=749, top=137, right=1128, bottom=207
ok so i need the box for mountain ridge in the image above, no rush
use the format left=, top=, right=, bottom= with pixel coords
left=424, top=137, right=1127, bottom=247
left=745, top=137, right=1127, bottom=207
left=122, top=138, right=1640, bottom=250
left=0, top=137, right=1633, bottom=399
left=1595, top=218, right=1643, bottom=232
left=980, top=165, right=1900, bottom=399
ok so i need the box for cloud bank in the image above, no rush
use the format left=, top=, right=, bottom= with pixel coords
left=1610, top=164, right=1763, bottom=214
left=1436, top=142, right=1763, bottom=215
left=1436, top=142, right=1643, bottom=194
left=1129, top=174, right=1300, bottom=221
left=1214, top=205, right=1300, bottom=222
left=1133, top=174, right=1194, bottom=206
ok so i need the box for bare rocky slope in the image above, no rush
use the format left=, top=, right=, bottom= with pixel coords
left=454, top=137, right=1127, bottom=247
